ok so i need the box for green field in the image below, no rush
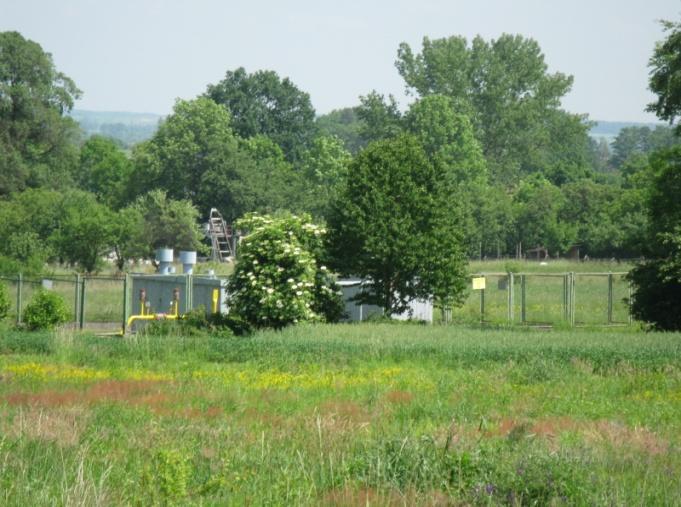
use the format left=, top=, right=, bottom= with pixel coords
left=1, top=323, right=680, bottom=505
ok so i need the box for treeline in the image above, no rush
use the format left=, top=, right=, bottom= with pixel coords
left=0, top=30, right=674, bottom=273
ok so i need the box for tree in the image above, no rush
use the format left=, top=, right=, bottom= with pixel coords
left=512, top=176, right=576, bottom=255
left=110, top=206, right=146, bottom=271
left=405, top=94, right=489, bottom=255
left=395, top=34, right=589, bottom=185
left=53, top=191, right=116, bottom=273
left=315, top=107, right=365, bottom=153
left=132, top=98, right=242, bottom=215
left=328, top=134, right=467, bottom=315
left=0, top=31, right=81, bottom=196
left=647, top=20, right=681, bottom=132
left=0, top=188, right=64, bottom=269
left=133, top=190, right=205, bottom=255
left=588, top=137, right=612, bottom=173
left=628, top=147, right=681, bottom=329
left=206, top=67, right=317, bottom=161
left=297, top=135, right=352, bottom=219
left=356, top=91, right=403, bottom=144
left=609, top=125, right=679, bottom=170
left=78, top=135, right=133, bottom=209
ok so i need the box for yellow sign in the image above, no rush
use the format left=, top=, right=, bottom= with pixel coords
left=472, top=277, right=486, bottom=290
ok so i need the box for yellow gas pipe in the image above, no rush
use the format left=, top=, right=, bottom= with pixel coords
left=127, top=287, right=181, bottom=329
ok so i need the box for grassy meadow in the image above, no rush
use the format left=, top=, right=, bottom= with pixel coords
left=0, top=323, right=680, bottom=505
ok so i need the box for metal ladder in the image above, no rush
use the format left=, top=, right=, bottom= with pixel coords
left=208, top=208, right=234, bottom=261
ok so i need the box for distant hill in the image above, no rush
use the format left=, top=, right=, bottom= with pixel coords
left=69, top=109, right=669, bottom=149
left=589, top=120, right=666, bottom=144
left=70, top=109, right=163, bottom=147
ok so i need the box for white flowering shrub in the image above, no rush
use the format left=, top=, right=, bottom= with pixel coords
left=229, top=213, right=344, bottom=329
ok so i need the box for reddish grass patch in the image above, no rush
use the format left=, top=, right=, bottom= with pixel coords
left=384, top=390, right=414, bottom=405
left=5, top=380, right=173, bottom=413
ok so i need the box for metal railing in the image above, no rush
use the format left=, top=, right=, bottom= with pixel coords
left=450, top=272, right=631, bottom=326
left=0, top=273, right=128, bottom=333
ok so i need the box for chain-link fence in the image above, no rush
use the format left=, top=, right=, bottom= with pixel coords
left=0, top=274, right=126, bottom=333
left=450, top=272, right=632, bottom=326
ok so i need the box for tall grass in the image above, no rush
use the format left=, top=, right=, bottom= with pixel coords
left=0, top=324, right=681, bottom=504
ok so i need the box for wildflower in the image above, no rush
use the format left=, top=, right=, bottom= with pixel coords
left=266, top=288, right=274, bottom=294
left=320, top=265, right=327, bottom=271
left=296, top=291, right=303, bottom=296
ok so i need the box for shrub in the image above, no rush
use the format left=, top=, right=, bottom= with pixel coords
left=229, top=212, right=343, bottom=329
left=628, top=259, right=681, bottom=330
left=0, top=282, right=10, bottom=321
left=23, top=290, right=69, bottom=331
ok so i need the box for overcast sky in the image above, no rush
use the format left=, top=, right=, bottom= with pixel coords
left=1, top=0, right=678, bottom=122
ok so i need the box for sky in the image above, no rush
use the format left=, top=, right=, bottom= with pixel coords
left=1, top=0, right=679, bottom=122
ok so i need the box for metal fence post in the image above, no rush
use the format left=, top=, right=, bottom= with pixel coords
left=480, top=285, right=485, bottom=323
left=521, top=274, right=526, bottom=324
left=79, top=277, right=86, bottom=330
left=16, top=273, right=22, bottom=325
left=563, top=273, right=568, bottom=322
left=570, top=272, right=577, bottom=326
left=122, top=273, right=130, bottom=334
left=74, top=273, right=81, bottom=326
left=628, top=280, right=633, bottom=325
left=507, top=272, right=514, bottom=323
left=607, top=273, right=613, bottom=324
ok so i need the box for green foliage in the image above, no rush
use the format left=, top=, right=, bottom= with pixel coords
left=229, top=213, right=342, bottom=329
left=609, top=125, right=679, bottom=169
left=315, top=107, right=365, bottom=153
left=206, top=67, right=317, bottom=161
left=329, top=134, right=468, bottom=314
left=395, top=34, right=589, bottom=185
left=405, top=94, right=491, bottom=255
left=356, top=91, right=403, bottom=143
left=154, top=449, right=190, bottom=501
left=297, top=135, right=352, bottom=219
left=78, top=135, right=133, bottom=209
left=132, top=97, right=242, bottom=215
left=629, top=148, right=681, bottom=329
left=647, top=20, right=681, bottom=132
left=226, top=135, right=304, bottom=220
left=132, top=190, right=204, bottom=254
left=512, top=175, right=576, bottom=255
left=53, top=191, right=115, bottom=273
left=0, top=31, right=81, bottom=196
left=0, top=282, right=10, bottom=320
left=23, top=289, right=69, bottom=330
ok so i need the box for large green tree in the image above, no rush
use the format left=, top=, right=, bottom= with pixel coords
left=647, top=20, right=681, bottom=132
left=511, top=175, right=576, bottom=255
left=78, top=135, right=133, bottom=209
left=628, top=147, right=681, bottom=329
left=405, top=94, right=489, bottom=255
left=53, top=191, right=116, bottom=273
left=132, top=190, right=205, bottom=254
left=395, top=34, right=590, bottom=185
left=132, top=97, right=251, bottom=219
left=297, top=135, right=352, bottom=219
left=0, top=31, right=81, bottom=196
left=206, top=67, right=317, bottom=161
left=328, top=134, right=467, bottom=315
